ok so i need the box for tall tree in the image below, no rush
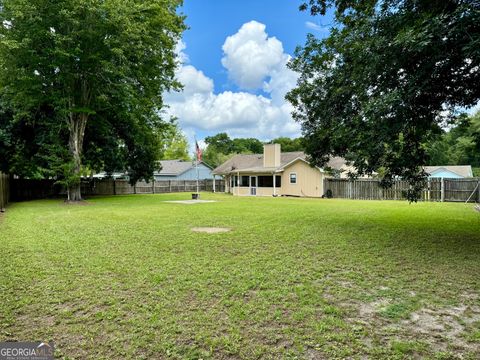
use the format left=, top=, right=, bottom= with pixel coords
left=204, top=133, right=234, bottom=155
left=160, top=119, right=190, bottom=161
left=231, top=138, right=264, bottom=154
left=270, top=137, right=305, bottom=152
left=203, top=132, right=265, bottom=167
left=426, top=111, right=480, bottom=167
left=287, top=0, right=480, bottom=200
left=0, top=0, right=185, bottom=200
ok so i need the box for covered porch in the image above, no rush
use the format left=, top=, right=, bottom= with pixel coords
left=225, top=172, right=282, bottom=196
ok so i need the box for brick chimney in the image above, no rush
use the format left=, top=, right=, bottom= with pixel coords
left=263, top=144, right=281, bottom=168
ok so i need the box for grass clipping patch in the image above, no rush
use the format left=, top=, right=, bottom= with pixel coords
left=191, top=227, right=231, bottom=233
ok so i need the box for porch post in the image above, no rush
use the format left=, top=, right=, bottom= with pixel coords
left=213, top=175, right=216, bottom=193
left=237, top=171, right=240, bottom=196
left=273, top=172, right=276, bottom=196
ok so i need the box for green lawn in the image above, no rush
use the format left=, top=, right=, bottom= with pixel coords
left=1, top=193, right=479, bottom=359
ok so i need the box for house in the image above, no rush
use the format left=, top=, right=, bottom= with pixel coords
left=154, top=160, right=214, bottom=181
left=424, top=165, right=473, bottom=179
left=212, top=144, right=347, bottom=197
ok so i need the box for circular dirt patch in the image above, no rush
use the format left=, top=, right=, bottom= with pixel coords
left=191, top=227, right=231, bottom=233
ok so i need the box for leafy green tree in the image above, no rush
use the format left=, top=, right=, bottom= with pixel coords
left=204, top=133, right=234, bottom=154
left=160, top=120, right=190, bottom=161
left=426, top=111, right=480, bottom=167
left=0, top=0, right=185, bottom=200
left=270, top=137, right=305, bottom=152
left=288, top=0, right=480, bottom=200
left=203, top=133, right=264, bottom=167
left=231, top=138, right=263, bottom=154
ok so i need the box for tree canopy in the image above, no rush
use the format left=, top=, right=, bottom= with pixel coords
left=202, top=133, right=264, bottom=167
left=426, top=111, right=480, bottom=172
left=288, top=0, right=480, bottom=200
left=160, top=119, right=190, bottom=161
left=0, top=0, right=185, bottom=200
left=270, top=137, right=305, bottom=152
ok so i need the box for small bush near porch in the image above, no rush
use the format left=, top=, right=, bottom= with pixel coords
left=0, top=194, right=479, bottom=359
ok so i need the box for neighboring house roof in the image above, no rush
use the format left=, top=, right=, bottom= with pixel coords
left=155, top=160, right=212, bottom=176
left=326, top=157, right=348, bottom=170
left=424, top=165, right=473, bottom=178
left=90, top=172, right=128, bottom=179
left=212, top=152, right=347, bottom=175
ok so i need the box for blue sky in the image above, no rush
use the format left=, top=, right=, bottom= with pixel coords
left=164, top=0, right=333, bottom=149
left=181, top=0, right=329, bottom=94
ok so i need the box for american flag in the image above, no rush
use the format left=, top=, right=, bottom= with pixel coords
left=195, top=140, right=202, bottom=162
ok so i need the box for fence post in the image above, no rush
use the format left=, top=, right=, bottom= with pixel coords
left=441, top=177, right=445, bottom=202
left=113, top=178, right=116, bottom=195
left=134, top=182, right=137, bottom=194
left=152, top=179, right=155, bottom=194
left=169, top=180, right=172, bottom=192
left=0, top=174, right=4, bottom=212
left=427, top=179, right=430, bottom=202
left=478, top=180, right=480, bottom=203
left=184, top=180, right=187, bottom=192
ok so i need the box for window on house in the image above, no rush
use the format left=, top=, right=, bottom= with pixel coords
left=230, top=176, right=239, bottom=187
left=257, top=176, right=282, bottom=187
left=275, top=176, right=281, bottom=187
left=290, top=173, right=297, bottom=184
left=240, top=176, right=249, bottom=187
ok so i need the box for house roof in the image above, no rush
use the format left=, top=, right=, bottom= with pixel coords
left=424, top=165, right=473, bottom=178
left=212, top=152, right=347, bottom=175
left=155, top=160, right=212, bottom=176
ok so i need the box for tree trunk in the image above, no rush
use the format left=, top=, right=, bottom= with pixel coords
left=67, top=113, right=88, bottom=201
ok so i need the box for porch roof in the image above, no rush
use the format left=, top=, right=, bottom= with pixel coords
left=226, top=167, right=280, bottom=174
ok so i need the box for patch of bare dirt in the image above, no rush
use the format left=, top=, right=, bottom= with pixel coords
left=358, top=298, right=390, bottom=318
left=333, top=291, right=480, bottom=357
left=403, top=304, right=480, bottom=352
left=351, top=296, right=480, bottom=355
left=305, top=348, right=328, bottom=359
left=191, top=227, right=231, bottom=233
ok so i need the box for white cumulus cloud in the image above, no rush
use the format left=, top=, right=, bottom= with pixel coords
left=164, top=21, right=300, bottom=143
left=221, top=20, right=287, bottom=90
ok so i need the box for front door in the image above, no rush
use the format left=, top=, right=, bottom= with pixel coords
left=250, top=176, right=257, bottom=196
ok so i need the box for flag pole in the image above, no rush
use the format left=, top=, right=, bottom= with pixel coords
left=195, top=136, right=199, bottom=195
left=196, top=157, right=199, bottom=195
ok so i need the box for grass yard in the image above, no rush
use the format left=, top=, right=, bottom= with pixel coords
left=0, top=193, right=479, bottom=359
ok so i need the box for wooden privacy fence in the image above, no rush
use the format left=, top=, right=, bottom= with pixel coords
left=0, top=172, right=9, bottom=211
left=81, top=178, right=225, bottom=196
left=11, top=178, right=225, bottom=201
left=324, top=178, right=480, bottom=202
